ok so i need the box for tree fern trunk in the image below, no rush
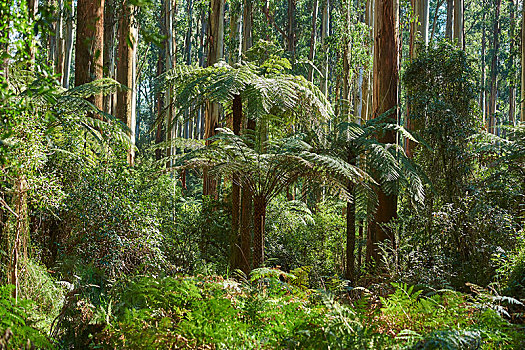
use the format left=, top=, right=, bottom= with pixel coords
left=252, top=195, right=266, bottom=269
left=230, top=94, right=243, bottom=270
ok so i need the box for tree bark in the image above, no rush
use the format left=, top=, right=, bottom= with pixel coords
left=203, top=0, right=225, bottom=197
left=230, top=94, right=243, bottom=270
left=116, top=1, right=138, bottom=165
left=0, top=2, right=9, bottom=82
left=481, top=6, right=486, bottom=126
left=63, top=0, right=74, bottom=88
left=320, top=0, right=330, bottom=97
left=307, top=0, right=319, bottom=82
left=27, top=0, right=38, bottom=65
left=488, top=0, right=501, bottom=134
left=521, top=0, right=525, bottom=122
left=453, top=0, right=463, bottom=48
left=75, top=0, right=104, bottom=111
left=345, top=149, right=356, bottom=282
left=238, top=1, right=253, bottom=274
left=287, top=0, right=296, bottom=60
left=103, top=0, right=117, bottom=115
left=509, top=0, right=516, bottom=126
left=367, top=0, right=399, bottom=264
left=445, top=0, right=453, bottom=40
left=252, top=195, right=267, bottom=269
left=55, top=0, right=65, bottom=81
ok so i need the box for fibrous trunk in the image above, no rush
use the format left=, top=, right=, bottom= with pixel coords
left=252, top=195, right=267, bottom=269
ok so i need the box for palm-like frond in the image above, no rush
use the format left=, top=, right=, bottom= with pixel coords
left=156, top=61, right=334, bottom=133
left=176, top=129, right=368, bottom=202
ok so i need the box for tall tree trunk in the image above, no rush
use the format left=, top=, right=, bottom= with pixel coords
left=509, top=0, right=516, bottom=126
left=0, top=2, right=9, bottom=82
left=203, top=0, right=225, bottom=197
left=488, top=0, right=501, bottom=134
left=155, top=50, right=165, bottom=160
left=407, top=0, right=428, bottom=157
left=409, top=0, right=429, bottom=58
left=242, top=0, right=253, bottom=52
left=55, top=0, right=65, bottom=81
left=63, top=0, right=74, bottom=88
left=307, top=0, right=319, bottom=82
left=445, top=0, right=453, bottom=40
left=103, top=0, right=117, bottom=115
left=230, top=94, right=243, bottom=270
left=8, top=177, right=28, bottom=300
left=453, top=0, right=463, bottom=48
left=287, top=0, right=296, bottom=60
left=481, top=6, right=486, bottom=126
left=252, top=195, right=267, bottom=269
left=27, top=0, right=38, bottom=65
left=367, top=0, right=399, bottom=265
left=165, top=0, right=177, bottom=165
left=238, top=0, right=253, bottom=274
left=228, top=2, right=241, bottom=63
left=116, top=1, right=138, bottom=165
left=185, top=0, right=194, bottom=65
left=75, top=0, right=104, bottom=112
left=320, top=0, right=330, bottom=97
left=521, top=0, right=525, bottom=122
left=345, top=150, right=356, bottom=282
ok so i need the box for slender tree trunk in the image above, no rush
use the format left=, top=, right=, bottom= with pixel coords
left=55, top=0, right=65, bottom=80
left=230, top=94, right=243, bottom=269
left=238, top=0, right=253, bottom=274
left=367, top=0, right=399, bottom=265
left=445, top=0, right=453, bottom=40
left=116, top=1, right=138, bottom=165
left=345, top=150, right=356, bottom=282
left=287, top=0, right=296, bottom=60
left=481, top=6, right=486, bottom=125
left=27, top=0, right=38, bottom=65
left=307, top=0, right=319, bottom=82
left=242, top=0, right=253, bottom=52
left=252, top=195, right=267, bottom=269
left=521, top=0, right=525, bottom=122
left=8, top=177, right=28, bottom=300
left=75, top=0, right=104, bottom=112
left=489, top=0, right=501, bottom=134
left=320, top=0, right=330, bottom=97
left=453, top=0, right=463, bottom=48
left=185, top=0, right=194, bottom=65
left=63, top=0, right=74, bottom=88
left=0, top=2, right=9, bottom=82
left=103, top=0, right=117, bottom=114
left=203, top=0, right=225, bottom=197
left=165, top=0, right=177, bottom=166
left=509, top=0, right=516, bottom=126
left=407, top=0, right=428, bottom=157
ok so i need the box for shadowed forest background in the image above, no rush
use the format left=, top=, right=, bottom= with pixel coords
left=0, top=0, right=525, bottom=348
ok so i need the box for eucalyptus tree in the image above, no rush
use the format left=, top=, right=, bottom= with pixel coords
left=370, top=0, right=399, bottom=264
left=75, top=0, right=105, bottom=110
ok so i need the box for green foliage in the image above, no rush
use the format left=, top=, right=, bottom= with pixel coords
left=0, top=285, right=53, bottom=349
left=59, top=161, right=171, bottom=279
left=404, top=41, right=479, bottom=204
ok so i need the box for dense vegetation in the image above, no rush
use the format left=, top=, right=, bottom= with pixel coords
left=0, top=0, right=524, bottom=349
